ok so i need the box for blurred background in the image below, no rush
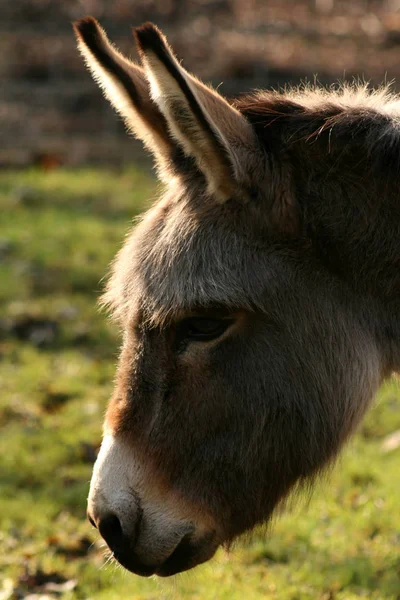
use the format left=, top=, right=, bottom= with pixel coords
left=2, top=0, right=400, bottom=168
left=1, top=2, right=400, bottom=600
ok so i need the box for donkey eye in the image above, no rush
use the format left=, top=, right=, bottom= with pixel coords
left=178, top=317, right=233, bottom=342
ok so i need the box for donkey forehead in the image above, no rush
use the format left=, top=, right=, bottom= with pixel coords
left=107, top=194, right=283, bottom=325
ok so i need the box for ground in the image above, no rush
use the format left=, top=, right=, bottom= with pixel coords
left=0, top=168, right=399, bottom=600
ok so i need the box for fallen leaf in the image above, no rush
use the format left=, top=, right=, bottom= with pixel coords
left=381, top=429, right=400, bottom=452
left=24, top=595, right=54, bottom=600
left=42, top=579, right=77, bottom=593
left=0, top=579, right=14, bottom=600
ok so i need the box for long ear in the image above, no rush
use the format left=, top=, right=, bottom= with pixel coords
left=134, top=23, right=264, bottom=202
left=73, top=17, right=175, bottom=176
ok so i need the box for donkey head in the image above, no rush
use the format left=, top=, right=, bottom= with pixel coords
left=74, top=18, right=383, bottom=576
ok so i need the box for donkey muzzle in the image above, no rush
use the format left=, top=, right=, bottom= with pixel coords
left=87, top=434, right=220, bottom=576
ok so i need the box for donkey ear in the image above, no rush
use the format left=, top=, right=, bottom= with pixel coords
left=73, top=17, right=175, bottom=176
left=134, top=23, right=263, bottom=202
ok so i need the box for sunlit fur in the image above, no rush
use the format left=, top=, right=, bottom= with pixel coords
left=75, top=17, right=400, bottom=576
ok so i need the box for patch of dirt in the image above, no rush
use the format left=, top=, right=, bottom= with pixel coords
left=40, top=385, right=73, bottom=413
left=10, top=566, right=77, bottom=598
left=6, top=316, right=59, bottom=348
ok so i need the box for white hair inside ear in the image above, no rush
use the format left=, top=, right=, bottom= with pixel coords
left=135, top=23, right=263, bottom=202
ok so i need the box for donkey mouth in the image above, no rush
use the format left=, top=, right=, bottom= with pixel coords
left=155, top=531, right=218, bottom=577
left=113, top=531, right=218, bottom=578
left=112, top=551, right=156, bottom=577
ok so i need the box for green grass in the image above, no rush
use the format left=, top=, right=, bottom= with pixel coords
left=1, top=167, right=399, bottom=600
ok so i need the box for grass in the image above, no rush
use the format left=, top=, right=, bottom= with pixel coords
left=0, top=167, right=400, bottom=600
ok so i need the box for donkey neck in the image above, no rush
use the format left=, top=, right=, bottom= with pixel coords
left=301, top=170, right=400, bottom=305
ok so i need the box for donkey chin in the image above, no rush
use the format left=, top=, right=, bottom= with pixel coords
left=87, top=434, right=221, bottom=577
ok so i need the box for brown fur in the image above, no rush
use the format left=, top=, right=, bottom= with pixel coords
left=75, top=17, right=400, bottom=575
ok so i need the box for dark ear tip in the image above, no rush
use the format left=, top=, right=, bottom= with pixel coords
left=73, top=16, right=101, bottom=39
left=134, top=22, right=164, bottom=52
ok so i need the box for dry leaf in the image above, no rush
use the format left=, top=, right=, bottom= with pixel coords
left=382, top=429, right=400, bottom=452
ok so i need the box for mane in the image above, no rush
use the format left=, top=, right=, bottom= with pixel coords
left=237, top=81, right=400, bottom=119
left=237, top=82, right=400, bottom=172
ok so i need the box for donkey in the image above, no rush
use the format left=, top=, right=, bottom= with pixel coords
left=74, top=17, right=400, bottom=577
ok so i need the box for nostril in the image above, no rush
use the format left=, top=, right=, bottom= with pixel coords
left=98, top=513, right=124, bottom=549
left=87, top=512, right=97, bottom=529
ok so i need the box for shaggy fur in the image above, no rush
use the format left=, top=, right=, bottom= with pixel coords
left=75, top=17, right=400, bottom=576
